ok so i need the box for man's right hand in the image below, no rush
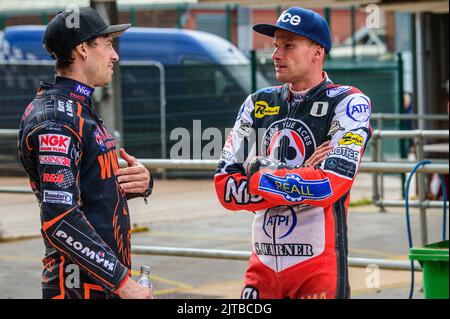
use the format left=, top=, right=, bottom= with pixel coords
left=304, top=140, right=334, bottom=167
left=117, top=277, right=153, bottom=299
left=246, top=141, right=333, bottom=180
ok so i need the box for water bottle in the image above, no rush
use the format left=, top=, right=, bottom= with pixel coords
left=137, top=265, right=153, bottom=291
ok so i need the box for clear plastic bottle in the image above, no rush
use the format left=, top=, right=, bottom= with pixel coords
left=137, top=265, right=153, bottom=292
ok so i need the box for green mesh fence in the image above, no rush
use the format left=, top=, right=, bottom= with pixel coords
left=0, top=59, right=403, bottom=171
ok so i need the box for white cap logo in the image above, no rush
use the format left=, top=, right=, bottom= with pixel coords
left=277, top=11, right=302, bottom=26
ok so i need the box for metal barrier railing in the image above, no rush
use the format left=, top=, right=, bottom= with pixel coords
left=131, top=245, right=422, bottom=272
left=370, top=129, right=449, bottom=246
left=371, top=113, right=448, bottom=122
left=1, top=128, right=448, bottom=245
left=0, top=160, right=448, bottom=194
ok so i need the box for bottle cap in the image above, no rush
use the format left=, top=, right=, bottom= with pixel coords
left=140, top=265, right=151, bottom=273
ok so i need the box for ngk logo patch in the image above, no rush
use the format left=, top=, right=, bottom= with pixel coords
left=39, top=134, right=71, bottom=154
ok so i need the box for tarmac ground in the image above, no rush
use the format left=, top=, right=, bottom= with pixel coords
left=0, top=173, right=448, bottom=299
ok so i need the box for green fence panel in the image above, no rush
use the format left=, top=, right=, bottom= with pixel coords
left=0, top=58, right=405, bottom=168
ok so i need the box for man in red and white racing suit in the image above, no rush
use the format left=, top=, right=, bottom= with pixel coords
left=214, top=7, right=372, bottom=299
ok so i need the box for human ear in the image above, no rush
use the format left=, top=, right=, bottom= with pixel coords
left=74, top=43, right=88, bottom=60
left=313, top=45, right=324, bottom=63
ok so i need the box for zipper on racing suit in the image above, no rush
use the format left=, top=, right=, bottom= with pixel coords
left=272, top=98, right=301, bottom=276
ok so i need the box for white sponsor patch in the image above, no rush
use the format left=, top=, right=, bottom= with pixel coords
left=346, top=95, right=371, bottom=123
left=253, top=206, right=325, bottom=271
left=39, top=134, right=71, bottom=154
left=43, top=190, right=72, bottom=205
left=326, top=86, right=351, bottom=98
left=57, top=100, right=74, bottom=117
left=39, top=155, right=71, bottom=167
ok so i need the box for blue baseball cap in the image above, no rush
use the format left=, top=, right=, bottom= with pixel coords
left=253, top=7, right=332, bottom=53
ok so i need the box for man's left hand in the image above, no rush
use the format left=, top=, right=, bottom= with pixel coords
left=116, top=148, right=151, bottom=194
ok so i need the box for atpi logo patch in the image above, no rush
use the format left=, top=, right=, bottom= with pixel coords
left=262, top=207, right=297, bottom=239
left=262, top=119, right=316, bottom=165
left=254, top=101, right=280, bottom=118
left=258, top=173, right=333, bottom=202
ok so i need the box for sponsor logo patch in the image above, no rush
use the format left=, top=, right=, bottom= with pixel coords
left=21, top=103, right=34, bottom=121
left=74, top=83, right=93, bottom=97
left=338, top=132, right=364, bottom=146
left=326, top=86, right=351, bottom=98
left=43, top=173, right=65, bottom=183
left=262, top=207, right=297, bottom=239
left=324, top=157, right=357, bottom=179
left=254, top=242, right=314, bottom=257
left=258, top=173, right=333, bottom=202
left=277, top=11, right=302, bottom=26
left=254, top=101, right=280, bottom=119
left=39, top=134, right=71, bottom=154
left=43, top=190, right=72, bottom=205
left=327, top=147, right=360, bottom=162
left=220, top=150, right=233, bottom=162
left=236, top=122, right=253, bottom=138
left=52, top=221, right=117, bottom=277
left=346, top=95, right=371, bottom=122
left=57, top=100, right=74, bottom=117
left=225, top=176, right=264, bottom=205
left=39, top=155, right=71, bottom=167
left=262, top=119, right=316, bottom=165
left=327, top=121, right=345, bottom=137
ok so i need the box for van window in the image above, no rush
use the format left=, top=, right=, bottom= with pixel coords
left=181, top=57, right=210, bottom=65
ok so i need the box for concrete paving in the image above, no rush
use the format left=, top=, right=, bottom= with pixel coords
left=0, top=173, right=447, bottom=299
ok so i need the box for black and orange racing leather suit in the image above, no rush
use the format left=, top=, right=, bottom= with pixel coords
left=214, top=73, right=372, bottom=299
left=18, top=76, right=149, bottom=299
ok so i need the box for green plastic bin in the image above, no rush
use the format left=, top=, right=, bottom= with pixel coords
left=409, top=240, right=449, bottom=299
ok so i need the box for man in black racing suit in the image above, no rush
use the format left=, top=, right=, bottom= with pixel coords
left=17, top=7, right=153, bottom=299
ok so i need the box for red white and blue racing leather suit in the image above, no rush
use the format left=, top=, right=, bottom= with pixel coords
left=18, top=76, right=149, bottom=299
left=214, top=73, right=372, bottom=299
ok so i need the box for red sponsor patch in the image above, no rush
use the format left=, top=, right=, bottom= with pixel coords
left=39, top=155, right=71, bottom=167
left=39, top=134, right=71, bottom=154
left=21, top=103, right=34, bottom=121
left=70, top=92, right=85, bottom=102
left=43, top=173, right=65, bottom=183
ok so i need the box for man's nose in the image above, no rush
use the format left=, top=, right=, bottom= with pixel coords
left=112, top=48, right=119, bottom=62
left=272, top=47, right=281, bottom=61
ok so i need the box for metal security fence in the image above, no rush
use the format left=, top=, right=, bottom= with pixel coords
left=0, top=61, right=256, bottom=163
left=0, top=60, right=448, bottom=169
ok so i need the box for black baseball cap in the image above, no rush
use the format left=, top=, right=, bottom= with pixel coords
left=43, top=7, right=131, bottom=59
